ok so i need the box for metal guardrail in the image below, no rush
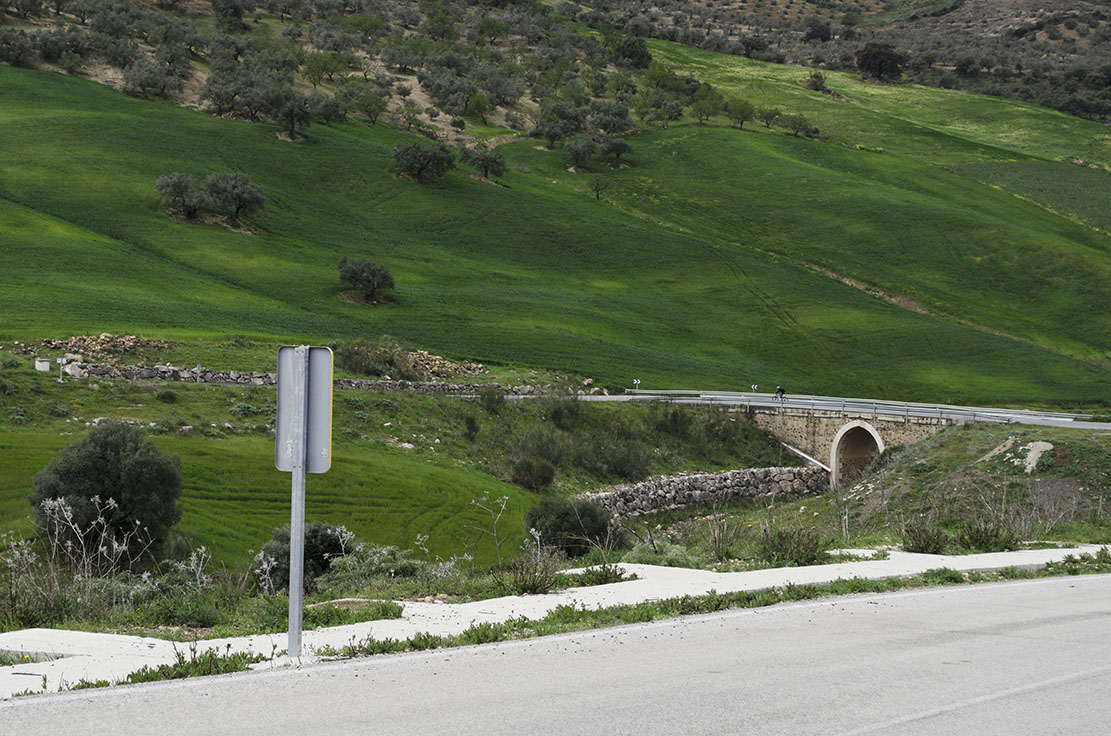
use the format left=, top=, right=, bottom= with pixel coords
left=605, top=389, right=1092, bottom=425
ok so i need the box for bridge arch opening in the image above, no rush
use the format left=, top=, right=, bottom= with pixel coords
left=830, top=421, right=884, bottom=491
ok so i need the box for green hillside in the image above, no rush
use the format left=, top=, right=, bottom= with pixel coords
left=1, top=56, right=1109, bottom=405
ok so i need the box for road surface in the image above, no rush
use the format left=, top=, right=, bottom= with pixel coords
left=4, top=574, right=1110, bottom=735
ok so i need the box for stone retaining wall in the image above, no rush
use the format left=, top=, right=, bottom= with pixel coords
left=61, top=362, right=544, bottom=394
left=586, top=466, right=829, bottom=518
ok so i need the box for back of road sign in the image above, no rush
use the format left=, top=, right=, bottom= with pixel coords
left=275, top=346, right=333, bottom=474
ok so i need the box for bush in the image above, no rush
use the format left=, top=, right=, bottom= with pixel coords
left=30, top=420, right=182, bottom=551
left=958, top=517, right=1021, bottom=552
left=623, top=540, right=699, bottom=568
left=229, top=402, right=260, bottom=418
left=494, top=544, right=563, bottom=595
left=477, top=385, right=505, bottom=414
left=920, top=567, right=964, bottom=585
left=525, top=498, right=619, bottom=558
left=157, top=389, right=178, bottom=404
left=314, top=544, right=425, bottom=592
left=512, top=456, right=556, bottom=491
left=901, top=515, right=951, bottom=554
left=755, top=521, right=829, bottom=567
left=332, top=339, right=424, bottom=381
left=543, top=395, right=586, bottom=431
left=256, top=521, right=357, bottom=594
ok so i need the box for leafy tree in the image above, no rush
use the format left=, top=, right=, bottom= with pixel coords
left=393, top=141, right=455, bottom=182
left=123, top=58, right=174, bottom=98
left=460, top=147, right=507, bottom=179
left=612, top=35, right=651, bottom=69
left=855, top=42, right=907, bottom=82
left=565, top=136, right=595, bottom=169
left=0, top=29, right=39, bottom=67
left=210, top=0, right=249, bottom=31
left=600, top=138, right=631, bottom=166
left=466, top=91, right=493, bottom=124
left=301, top=52, right=332, bottom=88
left=338, top=256, right=394, bottom=302
left=590, top=178, right=610, bottom=200
left=204, top=172, right=266, bottom=223
left=260, top=85, right=310, bottom=138
left=400, top=100, right=422, bottom=130
left=690, top=85, right=725, bottom=124
left=803, top=21, right=832, bottom=43
left=310, top=92, right=346, bottom=124
left=726, top=97, right=755, bottom=128
left=156, top=173, right=208, bottom=218
left=780, top=113, right=811, bottom=137
left=755, top=106, right=781, bottom=128
left=30, top=420, right=182, bottom=551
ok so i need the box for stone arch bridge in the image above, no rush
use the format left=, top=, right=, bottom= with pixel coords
left=748, top=408, right=953, bottom=490
left=615, top=391, right=1080, bottom=491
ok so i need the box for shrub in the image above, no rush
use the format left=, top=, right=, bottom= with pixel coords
left=477, top=385, right=505, bottom=414
left=623, top=540, right=699, bottom=568
left=958, top=517, right=1021, bottom=552
left=332, top=339, right=424, bottom=381
left=229, top=402, right=260, bottom=418
left=257, top=521, right=358, bottom=594
left=314, top=544, right=425, bottom=592
left=524, top=498, right=619, bottom=558
left=920, top=567, right=964, bottom=585
left=30, top=420, right=181, bottom=551
left=755, top=521, right=829, bottom=567
left=156, top=389, right=178, bottom=403
left=494, top=540, right=563, bottom=595
left=512, top=456, right=556, bottom=491
left=543, top=395, right=586, bottom=431
left=901, top=515, right=951, bottom=554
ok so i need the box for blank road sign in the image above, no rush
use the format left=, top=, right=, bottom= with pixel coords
left=275, top=346, right=333, bottom=474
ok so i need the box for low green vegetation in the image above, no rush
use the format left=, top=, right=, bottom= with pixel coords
left=71, top=644, right=267, bottom=691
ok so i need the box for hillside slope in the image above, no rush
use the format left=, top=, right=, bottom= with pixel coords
left=1, top=48, right=1110, bottom=405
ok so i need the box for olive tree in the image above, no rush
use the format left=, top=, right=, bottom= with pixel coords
left=393, top=141, right=455, bottom=182
left=338, top=256, right=394, bottom=302
left=155, top=173, right=208, bottom=218
left=30, top=421, right=182, bottom=552
left=205, top=172, right=266, bottom=223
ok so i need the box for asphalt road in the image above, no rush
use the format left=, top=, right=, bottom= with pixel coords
left=5, top=575, right=1111, bottom=735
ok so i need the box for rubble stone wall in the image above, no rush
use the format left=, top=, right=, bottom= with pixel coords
left=586, top=467, right=829, bottom=519
left=61, top=362, right=542, bottom=394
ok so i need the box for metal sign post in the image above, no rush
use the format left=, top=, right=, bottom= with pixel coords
left=275, top=346, right=333, bottom=658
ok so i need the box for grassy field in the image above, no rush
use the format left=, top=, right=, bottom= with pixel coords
left=1, top=63, right=1109, bottom=405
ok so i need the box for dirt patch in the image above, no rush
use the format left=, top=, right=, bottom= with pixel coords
left=339, top=290, right=387, bottom=306
left=977, top=436, right=1017, bottom=464
left=810, top=265, right=933, bottom=315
